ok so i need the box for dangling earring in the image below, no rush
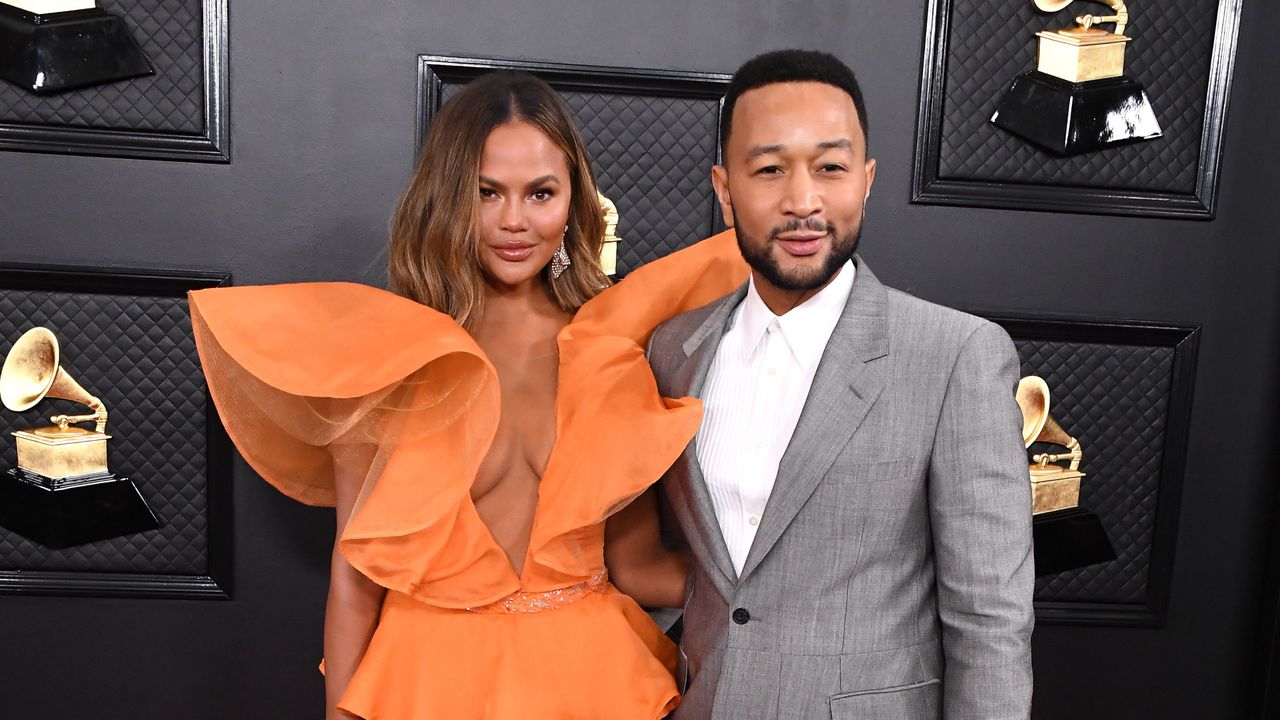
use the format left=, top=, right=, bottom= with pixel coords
left=551, top=225, right=571, bottom=279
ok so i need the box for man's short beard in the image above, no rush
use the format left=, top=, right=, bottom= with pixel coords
left=737, top=218, right=861, bottom=292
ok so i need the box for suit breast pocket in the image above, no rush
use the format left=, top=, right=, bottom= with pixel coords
left=797, top=458, right=924, bottom=541
left=838, top=457, right=924, bottom=510
left=829, top=678, right=940, bottom=719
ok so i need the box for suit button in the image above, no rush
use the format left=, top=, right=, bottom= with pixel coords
left=732, top=608, right=751, bottom=625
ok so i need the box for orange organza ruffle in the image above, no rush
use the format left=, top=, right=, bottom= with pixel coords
left=191, top=231, right=747, bottom=719
left=190, top=282, right=519, bottom=604
left=188, top=230, right=748, bottom=607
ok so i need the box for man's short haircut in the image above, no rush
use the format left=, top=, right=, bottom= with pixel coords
left=719, top=49, right=869, bottom=160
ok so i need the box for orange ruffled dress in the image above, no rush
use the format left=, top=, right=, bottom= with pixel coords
left=189, top=232, right=747, bottom=719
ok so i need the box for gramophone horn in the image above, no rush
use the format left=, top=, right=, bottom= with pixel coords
left=2, top=327, right=62, bottom=412
left=1033, top=0, right=1073, bottom=11
left=1015, top=375, right=1051, bottom=448
left=1036, top=414, right=1078, bottom=450
left=1015, top=374, right=1084, bottom=473
left=1033, top=0, right=1129, bottom=35
left=1, top=327, right=104, bottom=425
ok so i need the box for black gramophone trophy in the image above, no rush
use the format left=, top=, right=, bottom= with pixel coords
left=991, top=0, right=1162, bottom=156
left=0, top=327, right=158, bottom=548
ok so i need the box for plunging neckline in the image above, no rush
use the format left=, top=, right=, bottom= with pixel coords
left=466, top=329, right=569, bottom=586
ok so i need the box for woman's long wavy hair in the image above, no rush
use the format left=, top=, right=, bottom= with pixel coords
left=388, top=71, right=609, bottom=330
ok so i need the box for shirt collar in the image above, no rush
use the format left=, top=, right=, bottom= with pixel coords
left=737, top=260, right=856, bottom=370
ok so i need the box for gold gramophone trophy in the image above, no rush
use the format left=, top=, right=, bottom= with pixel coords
left=0, top=326, right=158, bottom=548
left=598, top=192, right=622, bottom=277
left=990, top=0, right=1162, bottom=155
left=1017, top=375, right=1117, bottom=575
left=1016, top=375, right=1085, bottom=514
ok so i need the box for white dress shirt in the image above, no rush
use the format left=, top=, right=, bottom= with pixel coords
left=696, top=260, right=855, bottom=575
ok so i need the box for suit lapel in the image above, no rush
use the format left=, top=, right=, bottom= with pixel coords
left=737, top=257, right=890, bottom=584
left=666, top=284, right=746, bottom=599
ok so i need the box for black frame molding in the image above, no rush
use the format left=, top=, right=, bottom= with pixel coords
left=984, top=313, right=1200, bottom=627
left=414, top=54, right=730, bottom=160
left=1254, top=497, right=1280, bottom=717
left=0, top=0, right=230, bottom=163
left=912, top=0, right=1242, bottom=219
left=0, top=263, right=233, bottom=599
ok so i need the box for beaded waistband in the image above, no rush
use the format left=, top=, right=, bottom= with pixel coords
left=465, top=571, right=609, bottom=614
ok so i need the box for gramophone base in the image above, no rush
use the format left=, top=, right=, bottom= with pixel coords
left=1031, top=474, right=1082, bottom=515
left=1033, top=506, right=1116, bottom=577
left=0, top=4, right=154, bottom=94
left=990, top=71, right=1162, bottom=156
left=0, top=468, right=160, bottom=548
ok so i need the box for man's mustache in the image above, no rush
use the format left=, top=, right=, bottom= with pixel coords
left=769, top=218, right=833, bottom=239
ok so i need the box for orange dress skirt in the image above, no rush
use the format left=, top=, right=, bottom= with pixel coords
left=189, top=232, right=747, bottom=719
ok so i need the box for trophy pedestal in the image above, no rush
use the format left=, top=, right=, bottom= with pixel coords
left=0, top=4, right=153, bottom=94
left=1033, top=506, right=1116, bottom=577
left=0, top=467, right=160, bottom=548
left=991, top=71, right=1162, bottom=156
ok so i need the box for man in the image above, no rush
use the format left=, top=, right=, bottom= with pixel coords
left=648, top=50, right=1034, bottom=718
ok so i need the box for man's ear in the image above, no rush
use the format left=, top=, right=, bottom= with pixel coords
left=711, top=164, right=735, bottom=228
left=863, top=157, right=877, bottom=200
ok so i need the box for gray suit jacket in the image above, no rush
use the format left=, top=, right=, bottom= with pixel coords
left=649, top=257, right=1034, bottom=720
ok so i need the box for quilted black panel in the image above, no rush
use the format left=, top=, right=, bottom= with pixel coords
left=0, top=0, right=204, bottom=133
left=439, top=81, right=722, bottom=275
left=937, top=0, right=1217, bottom=192
left=1013, top=338, right=1174, bottom=604
left=0, top=290, right=207, bottom=574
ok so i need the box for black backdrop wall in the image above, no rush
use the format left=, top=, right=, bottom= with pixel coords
left=1, top=1, right=1278, bottom=718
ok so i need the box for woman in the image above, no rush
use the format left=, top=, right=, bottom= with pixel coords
left=189, top=71, right=746, bottom=718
